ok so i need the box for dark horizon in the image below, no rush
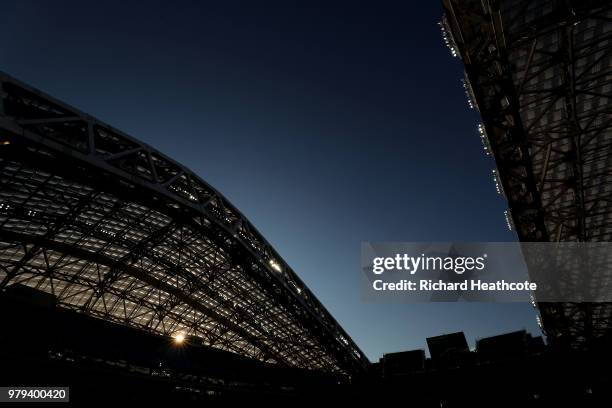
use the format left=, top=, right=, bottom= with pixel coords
left=0, top=0, right=540, bottom=360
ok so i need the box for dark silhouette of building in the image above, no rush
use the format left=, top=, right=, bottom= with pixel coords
left=476, top=330, right=542, bottom=363
left=427, top=332, right=471, bottom=368
left=381, top=349, right=426, bottom=376
left=364, top=329, right=612, bottom=407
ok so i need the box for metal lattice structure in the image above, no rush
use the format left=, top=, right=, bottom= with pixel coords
left=442, top=0, right=612, bottom=347
left=0, top=72, right=369, bottom=375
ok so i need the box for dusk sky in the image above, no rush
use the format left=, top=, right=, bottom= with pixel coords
left=0, top=0, right=540, bottom=360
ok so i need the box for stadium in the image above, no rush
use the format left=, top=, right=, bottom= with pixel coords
left=0, top=69, right=371, bottom=399
left=1, top=0, right=612, bottom=404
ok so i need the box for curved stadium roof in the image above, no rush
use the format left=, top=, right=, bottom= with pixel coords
left=0, top=72, right=368, bottom=375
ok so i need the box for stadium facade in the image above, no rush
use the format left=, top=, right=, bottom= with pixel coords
left=0, top=71, right=368, bottom=377
left=441, top=0, right=612, bottom=346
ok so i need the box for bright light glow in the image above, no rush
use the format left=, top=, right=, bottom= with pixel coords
left=478, top=123, right=491, bottom=156
left=492, top=169, right=504, bottom=195
left=504, top=209, right=514, bottom=231
left=173, top=333, right=185, bottom=344
left=269, top=259, right=282, bottom=273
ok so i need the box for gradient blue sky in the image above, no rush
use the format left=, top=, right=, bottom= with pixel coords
left=0, top=0, right=540, bottom=360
